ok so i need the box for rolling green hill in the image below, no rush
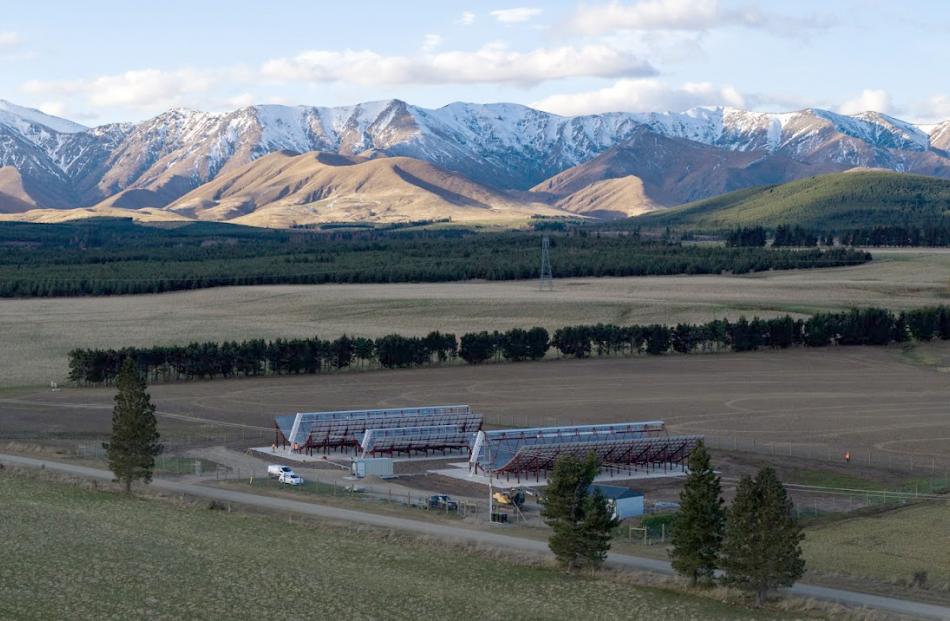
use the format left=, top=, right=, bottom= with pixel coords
left=634, top=171, right=950, bottom=229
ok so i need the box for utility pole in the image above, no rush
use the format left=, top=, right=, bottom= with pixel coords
left=539, top=235, right=553, bottom=291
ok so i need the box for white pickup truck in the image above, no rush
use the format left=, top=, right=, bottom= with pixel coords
left=267, top=465, right=295, bottom=479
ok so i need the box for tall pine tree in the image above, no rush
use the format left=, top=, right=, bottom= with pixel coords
left=721, top=467, right=805, bottom=606
left=103, top=358, right=163, bottom=493
left=541, top=453, right=618, bottom=572
left=670, top=441, right=725, bottom=585
left=580, top=488, right=618, bottom=568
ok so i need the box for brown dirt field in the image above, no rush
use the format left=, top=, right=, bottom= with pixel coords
left=2, top=249, right=950, bottom=388
left=3, top=344, right=950, bottom=468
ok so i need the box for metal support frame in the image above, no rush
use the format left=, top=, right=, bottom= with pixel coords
left=539, top=235, right=553, bottom=291
left=474, top=430, right=701, bottom=481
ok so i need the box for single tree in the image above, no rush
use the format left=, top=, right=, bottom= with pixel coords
left=721, top=467, right=805, bottom=606
left=670, top=441, right=725, bottom=586
left=330, top=334, right=354, bottom=369
left=103, top=358, right=163, bottom=494
left=541, top=453, right=618, bottom=571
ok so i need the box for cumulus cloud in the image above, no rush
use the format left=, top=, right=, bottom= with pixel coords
left=23, top=68, right=230, bottom=113
left=261, top=44, right=654, bottom=86
left=490, top=7, right=542, bottom=24
left=838, top=89, right=893, bottom=115
left=531, top=78, right=746, bottom=116
left=457, top=11, right=476, bottom=26
left=20, top=41, right=655, bottom=115
left=422, top=34, right=443, bottom=52
left=569, top=0, right=833, bottom=36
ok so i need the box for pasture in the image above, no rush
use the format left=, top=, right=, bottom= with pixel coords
left=4, top=344, right=950, bottom=468
left=1, top=249, right=949, bottom=387
left=802, top=503, right=950, bottom=590
left=0, top=472, right=792, bottom=621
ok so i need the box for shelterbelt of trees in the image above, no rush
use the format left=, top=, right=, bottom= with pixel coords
left=0, top=219, right=869, bottom=297
left=68, top=305, right=950, bottom=385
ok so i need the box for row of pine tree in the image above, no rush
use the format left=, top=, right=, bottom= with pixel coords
left=69, top=305, right=950, bottom=385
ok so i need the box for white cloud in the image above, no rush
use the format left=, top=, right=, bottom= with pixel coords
left=0, top=31, right=23, bottom=49
left=23, top=68, right=226, bottom=113
left=227, top=92, right=256, bottom=108
left=572, top=0, right=719, bottom=33
left=422, top=34, right=443, bottom=52
left=569, top=0, right=833, bottom=36
left=0, top=31, right=32, bottom=60
left=261, top=44, right=654, bottom=86
left=915, top=94, right=950, bottom=123
left=838, top=89, right=892, bottom=115
left=457, top=11, right=476, bottom=26
left=21, top=42, right=655, bottom=116
left=531, top=78, right=746, bottom=116
left=490, top=7, right=542, bottom=24
left=37, top=100, right=67, bottom=117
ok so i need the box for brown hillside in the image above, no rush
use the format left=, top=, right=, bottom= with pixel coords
left=168, top=151, right=572, bottom=226
left=553, top=176, right=662, bottom=219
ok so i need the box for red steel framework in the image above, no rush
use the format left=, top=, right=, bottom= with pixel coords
left=489, top=435, right=703, bottom=483
left=468, top=421, right=701, bottom=483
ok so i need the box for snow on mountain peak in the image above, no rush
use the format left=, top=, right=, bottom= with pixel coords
left=0, top=99, right=87, bottom=134
left=0, top=96, right=948, bottom=216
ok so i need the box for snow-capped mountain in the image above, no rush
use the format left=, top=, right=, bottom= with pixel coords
left=0, top=98, right=948, bottom=219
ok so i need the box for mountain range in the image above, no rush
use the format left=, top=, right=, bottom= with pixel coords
left=1, top=98, right=949, bottom=226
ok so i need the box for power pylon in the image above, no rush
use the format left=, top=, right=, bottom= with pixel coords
left=539, top=235, right=553, bottom=291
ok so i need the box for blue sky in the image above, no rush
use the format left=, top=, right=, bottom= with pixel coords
left=1, top=0, right=948, bottom=124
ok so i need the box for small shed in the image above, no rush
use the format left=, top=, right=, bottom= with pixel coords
left=589, top=484, right=644, bottom=520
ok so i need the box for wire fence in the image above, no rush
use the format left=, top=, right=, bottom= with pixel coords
left=12, top=427, right=950, bottom=481
left=7, top=427, right=949, bottom=533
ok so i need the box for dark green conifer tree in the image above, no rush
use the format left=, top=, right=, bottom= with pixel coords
left=541, top=453, right=618, bottom=571
left=670, top=441, right=725, bottom=585
left=103, top=358, right=163, bottom=493
left=721, top=467, right=805, bottom=606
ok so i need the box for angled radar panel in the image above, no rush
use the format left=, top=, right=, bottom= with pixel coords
left=359, top=424, right=475, bottom=457
left=275, top=405, right=482, bottom=453
left=468, top=421, right=699, bottom=480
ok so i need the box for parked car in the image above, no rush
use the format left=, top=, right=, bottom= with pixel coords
left=428, top=495, right=459, bottom=511
left=267, top=465, right=295, bottom=479
left=278, top=471, right=304, bottom=486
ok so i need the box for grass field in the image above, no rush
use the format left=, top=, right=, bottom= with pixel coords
left=0, top=472, right=797, bottom=621
left=1, top=249, right=949, bottom=387
left=802, top=503, right=950, bottom=590
left=4, top=344, right=950, bottom=469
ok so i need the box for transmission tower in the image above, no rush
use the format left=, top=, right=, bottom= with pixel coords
left=539, top=235, right=553, bottom=291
